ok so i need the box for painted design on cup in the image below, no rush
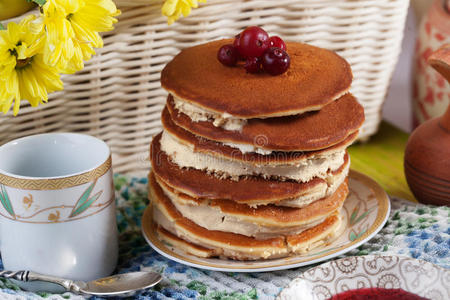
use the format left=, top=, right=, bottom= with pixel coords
left=48, top=210, right=60, bottom=222
left=69, top=179, right=103, bottom=218
left=22, top=194, right=33, bottom=210
left=0, top=157, right=111, bottom=190
left=0, top=183, right=113, bottom=224
left=0, top=157, right=113, bottom=224
left=0, top=185, right=15, bottom=219
left=0, top=134, right=115, bottom=224
left=0, top=133, right=118, bottom=281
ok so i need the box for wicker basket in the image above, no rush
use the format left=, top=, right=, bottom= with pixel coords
left=0, top=0, right=409, bottom=174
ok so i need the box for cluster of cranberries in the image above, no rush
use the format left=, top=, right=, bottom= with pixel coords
left=217, top=26, right=290, bottom=75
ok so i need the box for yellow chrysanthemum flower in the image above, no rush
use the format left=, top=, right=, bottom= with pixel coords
left=162, top=0, right=206, bottom=25
left=0, top=15, right=63, bottom=115
left=42, top=0, right=120, bottom=74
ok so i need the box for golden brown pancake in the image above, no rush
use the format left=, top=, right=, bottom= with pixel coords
left=155, top=213, right=341, bottom=259
left=156, top=226, right=217, bottom=258
left=149, top=177, right=343, bottom=260
left=154, top=171, right=347, bottom=228
left=287, top=213, right=341, bottom=253
left=151, top=200, right=287, bottom=259
left=161, top=105, right=359, bottom=165
left=166, top=93, right=364, bottom=152
left=154, top=213, right=341, bottom=259
left=151, top=171, right=347, bottom=238
left=151, top=132, right=349, bottom=205
left=161, top=39, right=352, bottom=118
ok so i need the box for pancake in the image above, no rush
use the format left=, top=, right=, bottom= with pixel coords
left=152, top=203, right=287, bottom=260
left=161, top=104, right=359, bottom=164
left=150, top=178, right=343, bottom=260
left=154, top=211, right=341, bottom=259
left=277, top=160, right=349, bottom=208
left=161, top=39, right=352, bottom=118
left=161, top=129, right=347, bottom=182
left=166, top=93, right=364, bottom=152
left=151, top=132, right=349, bottom=206
left=286, top=213, right=342, bottom=254
left=156, top=226, right=217, bottom=258
left=152, top=171, right=348, bottom=239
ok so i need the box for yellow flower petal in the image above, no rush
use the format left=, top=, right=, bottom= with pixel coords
left=1, top=95, right=14, bottom=115
left=188, top=0, right=199, bottom=9
left=0, top=0, right=118, bottom=115
left=0, top=22, right=63, bottom=115
left=42, top=0, right=118, bottom=70
left=162, top=0, right=205, bottom=24
left=181, top=4, right=191, bottom=17
left=6, top=70, right=19, bottom=94
left=6, top=22, right=20, bottom=43
left=162, top=0, right=178, bottom=16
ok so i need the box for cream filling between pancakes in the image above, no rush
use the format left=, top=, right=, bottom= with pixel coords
left=160, top=130, right=346, bottom=182
left=278, top=161, right=349, bottom=207
left=173, top=95, right=276, bottom=155
left=173, top=95, right=247, bottom=132
left=158, top=180, right=330, bottom=239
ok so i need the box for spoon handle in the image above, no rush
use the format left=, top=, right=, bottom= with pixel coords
left=0, top=270, right=82, bottom=293
left=0, top=270, right=30, bottom=281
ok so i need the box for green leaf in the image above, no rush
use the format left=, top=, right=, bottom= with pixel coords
left=32, top=0, right=47, bottom=6
left=0, top=24, right=5, bottom=30
left=349, top=231, right=357, bottom=241
left=353, top=207, right=375, bottom=225
left=349, top=204, right=360, bottom=225
left=306, top=246, right=340, bottom=257
left=0, top=185, right=15, bottom=218
left=69, top=181, right=102, bottom=218
left=356, top=228, right=367, bottom=239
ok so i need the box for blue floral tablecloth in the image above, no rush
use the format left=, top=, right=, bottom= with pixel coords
left=0, top=174, right=448, bottom=300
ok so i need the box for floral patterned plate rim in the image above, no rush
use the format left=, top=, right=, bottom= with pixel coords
left=277, top=255, right=450, bottom=300
left=141, top=170, right=390, bottom=272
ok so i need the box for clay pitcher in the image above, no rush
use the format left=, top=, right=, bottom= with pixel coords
left=404, top=44, right=450, bottom=206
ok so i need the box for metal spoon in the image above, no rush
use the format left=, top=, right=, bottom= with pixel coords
left=0, top=270, right=162, bottom=297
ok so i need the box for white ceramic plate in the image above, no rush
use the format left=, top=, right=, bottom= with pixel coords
left=277, top=255, right=450, bottom=300
left=141, top=170, right=390, bottom=272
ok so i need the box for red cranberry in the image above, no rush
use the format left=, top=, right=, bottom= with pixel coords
left=233, top=34, right=245, bottom=61
left=268, top=36, right=287, bottom=51
left=217, top=44, right=238, bottom=66
left=233, top=34, right=241, bottom=48
left=238, top=26, right=269, bottom=58
left=262, top=47, right=290, bottom=75
left=244, top=57, right=262, bottom=73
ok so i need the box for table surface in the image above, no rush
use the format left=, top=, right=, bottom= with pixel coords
left=2, top=174, right=447, bottom=300
left=349, top=121, right=416, bottom=202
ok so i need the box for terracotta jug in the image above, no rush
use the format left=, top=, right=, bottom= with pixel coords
left=404, top=44, right=450, bottom=206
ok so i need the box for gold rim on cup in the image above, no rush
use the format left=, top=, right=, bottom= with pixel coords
left=0, top=156, right=112, bottom=190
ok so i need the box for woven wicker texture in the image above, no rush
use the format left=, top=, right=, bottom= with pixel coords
left=0, top=0, right=409, bottom=174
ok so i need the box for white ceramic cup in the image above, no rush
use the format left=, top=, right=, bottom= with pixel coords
left=0, top=133, right=118, bottom=282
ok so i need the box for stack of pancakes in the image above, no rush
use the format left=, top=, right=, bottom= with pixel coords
left=149, top=39, right=365, bottom=260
